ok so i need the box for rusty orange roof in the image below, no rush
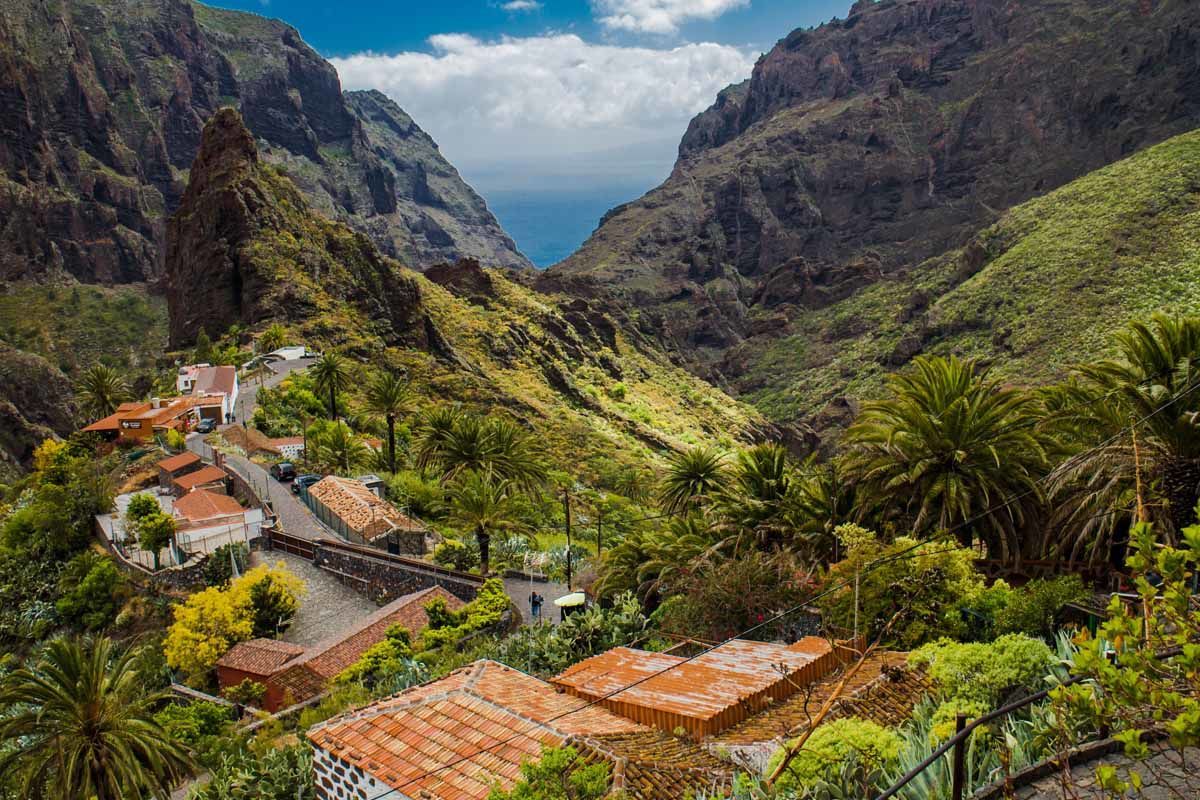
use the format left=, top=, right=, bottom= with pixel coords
left=308, top=661, right=644, bottom=800
left=174, top=489, right=244, bottom=523
left=550, top=637, right=839, bottom=737
left=307, top=476, right=426, bottom=537
left=173, top=465, right=228, bottom=491
left=216, top=638, right=305, bottom=676
left=157, top=451, right=201, bottom=473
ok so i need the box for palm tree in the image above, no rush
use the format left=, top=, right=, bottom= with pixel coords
left=0, top=637, right=193, bottom=799
left=716, top=443, right=798, bottom=551
left=446, top=470, right=524, bottom=576
left=1047, top=313, right=1200, bottom=559
left=257, top=322, right=287, bottom=354
left=364, top=371, right=412, bottom=474
left=76, top=364, right=129, bottom=419
left=310, top=352, right=352, bottom=421
left=842, top=355, right=1052, bottom=563
left=658, top=445, right=729, bottom=514
left=312, top=421, right=369, bottom=474
left=416, top=412, right=547, bottom=491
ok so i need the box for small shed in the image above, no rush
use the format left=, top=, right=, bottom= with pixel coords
left=172, top=464, right=229, bottom=497
left=157, top=451, right=202, bottom=489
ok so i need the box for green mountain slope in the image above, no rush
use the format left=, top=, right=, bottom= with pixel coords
left=166, top=109, right=770, bottom=480
left=742, top=128, right=1200, bottom=428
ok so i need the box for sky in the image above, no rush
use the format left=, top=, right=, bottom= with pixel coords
left=201, top=0, right=851, bottom=263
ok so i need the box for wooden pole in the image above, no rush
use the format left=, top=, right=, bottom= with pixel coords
left=951, top=713, right=968, bottom=800
left=563, top=487, right=573, bottom=590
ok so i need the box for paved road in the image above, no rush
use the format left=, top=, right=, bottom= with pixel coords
left=251, top=550, right=378, bottom=645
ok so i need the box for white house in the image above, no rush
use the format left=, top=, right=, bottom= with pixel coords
left=176, top=364, right=240, bottom=422
left=270, top=436, right=305, bottom=460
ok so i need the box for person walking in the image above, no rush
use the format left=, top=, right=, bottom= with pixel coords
left=529, top=591, right=543, bottom=621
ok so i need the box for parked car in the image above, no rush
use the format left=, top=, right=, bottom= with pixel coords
left=270, top=462, right=297, bottom=481
left=292, top=473, right=322, bottom=494
left=195, top=418, right=217, bottom=434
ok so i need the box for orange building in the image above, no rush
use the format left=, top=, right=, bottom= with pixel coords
left=82, top=398, right=199, bottom=442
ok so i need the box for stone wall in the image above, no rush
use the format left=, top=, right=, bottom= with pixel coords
left=311, top=541, right=481, bottom=604
left=311, top=743, right=398, bottom=800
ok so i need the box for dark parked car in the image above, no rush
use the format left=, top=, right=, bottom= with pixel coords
left=195, top=418, right=217, bottom=434
left=292, top=474, right=322, bottom=494
left=270, top=462, right=297, bottom=481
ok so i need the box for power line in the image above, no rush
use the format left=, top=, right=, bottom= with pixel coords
left=379, top=375, right=1200, bottom=794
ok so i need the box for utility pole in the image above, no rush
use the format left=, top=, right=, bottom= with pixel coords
left=563, top=486, right=573, bottom=590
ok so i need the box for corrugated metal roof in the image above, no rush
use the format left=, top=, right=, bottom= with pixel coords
left=157, top=451, right=201, bottom=473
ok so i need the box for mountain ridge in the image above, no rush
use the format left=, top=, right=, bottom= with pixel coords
left=543, top=0, right=1200, bottom=402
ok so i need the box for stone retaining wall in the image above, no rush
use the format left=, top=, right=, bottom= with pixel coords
left=311, top=541, right=482, bottom=604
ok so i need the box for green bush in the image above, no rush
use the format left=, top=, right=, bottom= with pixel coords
left=125, top=493, right=160, bottom=523
left=223, top=678, right=267, bottom=706
left=493, top=592, right=649, bottom=677
left=432, top=538, right=478, bottom=571
left=487, top=745, right=610, bottom=800
left=55, top=551, right=125, bottom=630
left=419, top=579, right=509, bottom=650
left=202, top=543, right=251, bottom=587
left=191, top=744, right=314, bottom=799
left=336, top=625, right=428, bottom=691
left=818, top=525, right=985, bottom=648
left=767, top=718, right=903, bottom=793
left=909, top=634, right=1055, bottom=740
left=154, top=700, right=239, bottom=769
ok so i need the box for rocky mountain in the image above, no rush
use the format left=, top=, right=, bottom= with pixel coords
left=545, top=0, right=1200, bottom=401
left=166, top=109, right=772, bottom=477
left=0, top=0, right=528, bottom=287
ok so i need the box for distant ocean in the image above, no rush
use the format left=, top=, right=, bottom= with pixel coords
left=481, top=182, right=655, bottom=268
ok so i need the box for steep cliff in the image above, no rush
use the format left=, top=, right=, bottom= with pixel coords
left=545, top=0, right=1200, bottom=384
left=0, top=0, right=528, bottom=287
left=166, top=110, right=772, bottom=476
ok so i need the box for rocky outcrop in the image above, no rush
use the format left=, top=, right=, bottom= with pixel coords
left=166, top=108, right=428, bottom=350
left=546, top=0, right=1200, bottom=382
left=0, top=345, right=75, bottom=480
left=0, top=0, right=528, bottom=288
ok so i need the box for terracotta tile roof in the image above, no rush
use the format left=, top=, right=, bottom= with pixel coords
left=174, top=489, right=244, bottom=523
left=216, top=638, right=306, bottom=676
left=550, top=637, right=838, bottom=737
left=307, top=476, right=426, bottom=538
left=711, top=650, right=931, bottom=746
left=575, top=731, right=735, bottom=800
left=173, top=465, right=228, bottom=491
left=193, top=365, right=237, bottom=397
left=157, top=451, right=201, bottom=473
left=308, top=661, right=644, bottom=800
left=82, top=410, right=127, bottom=432
left=269, top=587, right=464, bottom=704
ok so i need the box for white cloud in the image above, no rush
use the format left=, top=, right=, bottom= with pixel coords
left=501, top=0, right=542, bottom=11
left=331, top=34, right=753, bottom=172
left=592, top=0, right=750, bottom=34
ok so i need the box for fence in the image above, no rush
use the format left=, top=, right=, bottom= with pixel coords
left=266, top=530, right=482, bottom=604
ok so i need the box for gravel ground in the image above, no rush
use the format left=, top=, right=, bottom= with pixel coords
left=251, top=549, right=378, bottom=647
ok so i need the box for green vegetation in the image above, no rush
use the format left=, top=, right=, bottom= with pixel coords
left=768, top=718, right=903, bottom=793
left=419, top=578, right=510, bottom=650
left=745, top=129, right=1200, bottom=425
left=487, top=745, right=610, bottom=800
left=0, top=637, right=193, bottom=798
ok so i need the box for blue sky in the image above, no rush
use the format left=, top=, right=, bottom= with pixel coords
left=200, top=0, right=852, bottom=264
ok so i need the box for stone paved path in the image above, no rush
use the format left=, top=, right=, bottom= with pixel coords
left=251, top=549, right=378, bottom=647
left=1011, top=743, right=1199, bottom=799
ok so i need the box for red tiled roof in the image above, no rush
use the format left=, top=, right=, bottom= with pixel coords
left=194, top=365, right=237, bottom=397
left=173, top=465, right=228, bottom=491
left=550, top=637, right=837, bottom=737
left=157, top=451, right=201, bottom=473
left=307, top=476, right=426, bottom=537
left=82, top=410, right=127, bottom=432
left=216, top=638, right=306, bottom=676
left=308, top=661, right=644, bottom=800
left=174, top=489, right=244, bottom=522
left=269, top=586, right=465, bottom=703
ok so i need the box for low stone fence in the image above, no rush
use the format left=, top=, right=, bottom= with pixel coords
left=267, top=531, right=482, bottom=604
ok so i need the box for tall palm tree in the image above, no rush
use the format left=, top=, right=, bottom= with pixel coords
left=716, top=443, right=798, bottom=551
left=364, top=371, right=412, bottom=474
left=447, top=470, right=525, bottom=576
left=76, top=364, right=129, bottom=419
left=0, top=637, right=193, bottom=799
left=1047, top=313, right=1200, bottom=559
left=413, top=406, right=465, bottom=472
left=843, top=355, right=1052, bottom=563
left=310, top=352, right=352, bottom=421
left=313, top=421, right=369, bottom=474
left=658, top=445, right=729, bottom=514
